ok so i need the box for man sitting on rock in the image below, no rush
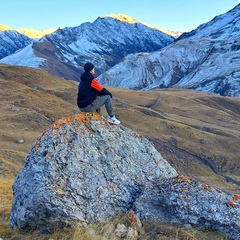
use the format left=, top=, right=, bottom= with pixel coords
left=77, top=62, right=120, bottom=125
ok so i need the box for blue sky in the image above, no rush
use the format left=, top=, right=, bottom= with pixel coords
left=1, top=0, right=239, bottom=32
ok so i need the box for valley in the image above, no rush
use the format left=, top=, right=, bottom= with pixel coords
left=0, top=64, right=239, bottom=195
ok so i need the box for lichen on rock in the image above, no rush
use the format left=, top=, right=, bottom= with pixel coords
left=10, top=112, right=177, bottom=233
left=10, top=112, right=240, bottom=239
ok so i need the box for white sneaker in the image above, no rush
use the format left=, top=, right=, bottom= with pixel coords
left=107, top=115, right=120, bottom=125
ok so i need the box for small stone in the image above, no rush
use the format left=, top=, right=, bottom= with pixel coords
left=114, top=223, right=128, bottom=238
left=11, top=106, right=19, bottom=111
left=127, top=227, right=138, bottom=239
left=16, top=139, right=25, bottom=144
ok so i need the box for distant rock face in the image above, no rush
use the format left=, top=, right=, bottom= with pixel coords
left=0, top=30, right=33, bottom=59
left=11, top=113, right=240, bottom=239
left=11, top=112, right=177, bottom=232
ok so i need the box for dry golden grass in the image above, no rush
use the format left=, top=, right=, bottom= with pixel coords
left=109, top=87, right=240, bottom=194
left=0, top=178, right=13, bottom=239
left=0, top=64, right=239, bottom=239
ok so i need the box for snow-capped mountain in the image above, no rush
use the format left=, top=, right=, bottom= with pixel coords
left=107, top=14, right=182, bottom=38
left=0, top=23, right=13, bottom=31
left=0, top=30, right=33, bottom=59
left=0, top=23, right=57, bottom=39
left=0, top=14, right=175, bottom=81
left=0, top=24, right=56, bottom=61
left=17, top=28, right=57, bottom=39
left=177, top=4, right=240, bottom=40
left=98, top=4, right=240, bottom=96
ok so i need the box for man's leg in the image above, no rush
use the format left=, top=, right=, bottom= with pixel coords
left=80, top=96, right=114, bottom=116
left=92, top=95, right=114, bottom=117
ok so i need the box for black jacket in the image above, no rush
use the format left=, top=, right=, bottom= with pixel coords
left=77, top=72, right=112, bottom=108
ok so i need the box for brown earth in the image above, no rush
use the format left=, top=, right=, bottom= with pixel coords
left=0, top=64, right=239, bottom=195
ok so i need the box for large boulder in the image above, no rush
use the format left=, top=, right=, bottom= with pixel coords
left=10, top=112, right=177, bottom=232
left=10, top=112, right=240, bottom=239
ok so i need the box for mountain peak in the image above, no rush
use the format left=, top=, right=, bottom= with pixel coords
left=0, top=23, right=13, bottom=31
left=106, top=13, right=139, bottom=24
left=0, top=23, right=57, bottom=38
left=105, top=14, right=181, bottom=37
left=17, top=27, right=57, bottom=39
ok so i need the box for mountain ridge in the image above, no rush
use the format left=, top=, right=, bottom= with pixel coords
left=98, top=4, right=240, bottom=96
left=0, top=14, right=175, bottom=81
left=0, top=23, right=57, bottom=39
left=1, top=6, right=240, bottom=96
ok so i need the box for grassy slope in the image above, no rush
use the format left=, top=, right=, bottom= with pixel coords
left=110, top=87, right=240, bottom=194
left=0, top=64, right=239, bottom=239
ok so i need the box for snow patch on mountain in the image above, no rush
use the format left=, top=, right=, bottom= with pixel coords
left=0, top=23, right=13, bottom=31
left=0, top=30, right=33, bottom=59
left=98, top=37, right=240, bottom=96
left=17, top=28, right=57, bottom=39
left=1, top=44, right=46, bottom=68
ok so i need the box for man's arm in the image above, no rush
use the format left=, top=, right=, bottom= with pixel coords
left=91, top=79, right=112, bottom=98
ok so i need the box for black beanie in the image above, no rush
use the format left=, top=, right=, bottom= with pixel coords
left=84, top=62, right=94, bottom=72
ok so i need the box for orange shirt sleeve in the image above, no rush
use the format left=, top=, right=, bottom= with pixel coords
left=91, top=78, right=103, bottom=91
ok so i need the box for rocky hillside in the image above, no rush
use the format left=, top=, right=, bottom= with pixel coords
left=11, top=113, right=240, bottom=239
left=1, top=64, right=240, bottom=194
left=98, top=4, right=240, bottom=96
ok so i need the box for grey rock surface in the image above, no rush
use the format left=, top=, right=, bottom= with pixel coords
left=11, top=113, right=240, bottom=239
left=135, top=176, right=240, bottom=240
left=11, top=112, right=177, bottom=232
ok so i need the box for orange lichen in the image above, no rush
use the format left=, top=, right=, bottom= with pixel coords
left=181, top=195, right=186, bottom=200
left=173, top=176, right=179, bottom=184
left=182, top=177, right=190, bottom=182
left=128, top=211, right=138, bottom=224
left=50, top=112, right=103, bottom=134
left=226, top=201, right=238, bottom=207
left=34, top=142, right=39, bottom=149
left=47, top=153, right=52, bottom=161
left=232, top=195, right=240, bottom=201
left=132, top=133, right=138, bottom=138
left=202, top=183, right=211, bottom=191
left=173, top=176, right=193, bottom=185
left=33, top=129, right=49, bottom=149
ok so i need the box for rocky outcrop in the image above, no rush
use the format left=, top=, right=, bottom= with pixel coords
left=11, top=113, right=240, bottom=239
left=135, top=176, right=240, bottom=240
left=10, top=112, right=177, bottom=232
